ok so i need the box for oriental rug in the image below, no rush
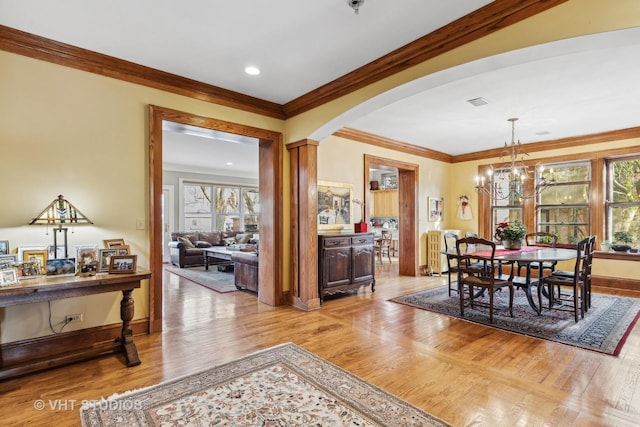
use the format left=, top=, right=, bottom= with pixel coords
left=391, top=286, right=640, bottom=356
left=166, top=265, right=237, bottom=293
left=79, top=343, right=450, bottom=427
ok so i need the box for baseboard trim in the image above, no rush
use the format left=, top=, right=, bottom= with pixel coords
left=592, top=275, right=640, bottom=291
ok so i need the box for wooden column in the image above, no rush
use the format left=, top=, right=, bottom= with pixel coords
left=287, top=139, right=321, bottom=311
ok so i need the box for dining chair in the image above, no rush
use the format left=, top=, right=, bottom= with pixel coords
left=549, top=235, right=596, bottom=312
left=374, top=231, right=392, bottom=264
left=443, top=232, right=460, bottom=296
left=538, top=236, right=590, bottom=322
left=456, top=237, right=515, bottom=324
left=517, top=231, right=558, bottom=277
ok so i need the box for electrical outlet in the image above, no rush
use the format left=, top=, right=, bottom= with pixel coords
left=65, top=313, right=82, bottom=323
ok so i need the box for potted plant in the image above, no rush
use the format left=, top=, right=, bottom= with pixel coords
left=494, top=221, right=526, bottom=250
left=600, top=240, right=612, bottom=252
left=612, top=231, right=633, bottom=252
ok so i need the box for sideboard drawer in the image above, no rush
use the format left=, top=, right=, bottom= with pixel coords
left=322, top=237, right=351, bottom=248
left=352, top=236, right=374, bottom=245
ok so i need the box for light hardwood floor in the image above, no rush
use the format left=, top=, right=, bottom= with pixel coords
left=2, top=261, right=640, bottom=426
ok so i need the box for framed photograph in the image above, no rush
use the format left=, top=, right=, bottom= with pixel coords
left=46, top=258, right=77, bottom=277
left=22, top=250, right=47, bottom=275
left=18, top=246, right=46, bottom=261
left=114, top=245, right=131, bottom=255
left=0, top=240, right=9, bottom=255
left=0, top=268, right=19, bottom=287
left=381, top=173, right=398, bottom=189
left=76, top=245, right=99, bottom=264
left=77, top=261, right=99, bottom=277
left=16, top=260, right=42, bottom=279
left=99, top=248, right=118, bottom=272
left=104, top=238, right=126, bottom=249
left=47, top=245, right=66, bottom=259
left=428, top=197, right=444, bottom=222
left=317, top=180, right=354, bottom=230
left=109, top=255, right=137, bottom=274
left=0, top=254, right=19, bottom=267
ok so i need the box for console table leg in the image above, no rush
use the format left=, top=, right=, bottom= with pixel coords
left=119, top=289, right=141, bottom=367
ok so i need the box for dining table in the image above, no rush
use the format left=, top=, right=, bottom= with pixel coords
left=445, top=245, right=578, bottom=314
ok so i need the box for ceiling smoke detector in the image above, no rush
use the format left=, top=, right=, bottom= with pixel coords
left=348, top=0, right=364, bottom=14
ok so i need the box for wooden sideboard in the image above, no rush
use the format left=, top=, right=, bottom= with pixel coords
left=318, top=233, right=375, bottom=302
left=0, top=270, right=151, bottom=380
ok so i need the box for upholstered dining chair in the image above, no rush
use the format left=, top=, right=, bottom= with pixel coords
left=517, top=231, right=558, bottom=277
left=538, top=236, right=590, bottom=322
left=456, top=237, right=515, bottom=324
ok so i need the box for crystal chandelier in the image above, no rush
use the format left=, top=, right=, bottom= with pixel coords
left=474, top=118, right=553, bottom=203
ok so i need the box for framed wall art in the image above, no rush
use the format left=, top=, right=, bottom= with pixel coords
left=428, top=197, right=444, bottom=222
left=109, top=255, right=137, bottom=274
left=317, top=180, right=354, bottom=230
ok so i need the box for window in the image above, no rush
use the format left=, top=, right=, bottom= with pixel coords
left=182, top=182, right=258, bottom=232
left=489, top=167, right=523, bottom=239
left=536, top=162, right=590, bottom=244
left=606, top=157, right=640, bottom=245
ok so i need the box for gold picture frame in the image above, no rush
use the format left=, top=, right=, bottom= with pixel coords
left=317, top=180, right=354, bottom=230
left=22, top=250, right=47, bottom=275
left=103, top=238, right=125, bottom=249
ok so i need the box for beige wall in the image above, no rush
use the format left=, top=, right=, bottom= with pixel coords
left=0, top=51, right=283, bottom=344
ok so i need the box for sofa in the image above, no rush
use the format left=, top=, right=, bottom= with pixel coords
left=168, top=231, right=255, bottom=268
left=232, top=251, right=259, bottom=293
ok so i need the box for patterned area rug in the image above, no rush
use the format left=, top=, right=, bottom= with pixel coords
left=79, top=343, right=450, bottom=426
left=391, top=286, right=640, bottom=356
left=166, top=266, right=237, bottom=293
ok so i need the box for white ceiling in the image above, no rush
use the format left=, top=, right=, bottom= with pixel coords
left=2, top=1, right=639, bottom=175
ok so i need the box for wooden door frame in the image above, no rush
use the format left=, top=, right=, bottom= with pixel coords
left=148, top=105, right=284, bottom=332
left=364, top=154, right=419, bottom=276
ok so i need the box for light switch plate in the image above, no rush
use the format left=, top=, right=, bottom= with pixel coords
left=136, top=218, right=145, bottom=230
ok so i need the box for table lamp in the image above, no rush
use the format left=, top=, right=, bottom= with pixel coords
left=28, top=195, right=93, bottom=258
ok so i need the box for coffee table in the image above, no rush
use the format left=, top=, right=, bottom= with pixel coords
left=203, top=246, right=235, bottom=271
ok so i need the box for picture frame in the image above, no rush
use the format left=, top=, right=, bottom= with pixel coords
left=22, top=250, right=47, bottom=275
left=77, top=261, right=99, bottom=277
left=47, top=245, right=66, bottom=259
left=109, top=255, right=137, bottom=274
left=428, top=197, right=444, bottom=222
left=16, top=260, right=42, bottom=279
left=317, top=180, right=354, bottom=230
left=0, top=240, right=9, bottom=255
left=0, top=254, right=19, bottom=267
left=103, top=238, right=126, bottom=249
left=113, top=245, right=131, bottom=255
left=0, top=268, right=19, bottom=287
left=381, top=173, right=398, bottom=189
left=99, top=248, right=118, bottom=272
left=18, top=246, right=46, bottom=261
left=76, top=244, right=99, bottom=264
left=46, top=258, right=77, bottom=277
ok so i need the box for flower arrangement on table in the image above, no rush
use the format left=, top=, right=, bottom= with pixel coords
left=352, top=198, right=364, bottom=223
left=494, top=221, right=526, bottom=243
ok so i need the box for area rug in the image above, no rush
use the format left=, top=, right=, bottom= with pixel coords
left=79, top=342, right=450, bottom=426
left=390, top=286, right=640, bottom=356
left=166, top=266, right=237, bottom=293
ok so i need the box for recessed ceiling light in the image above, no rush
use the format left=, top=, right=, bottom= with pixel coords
left=536, top=131, right=550, bottom=136
left=226, top=162, right=233, bottom=166
left=467, top=97, right=488, bottom=107
left=244, top=66, right=260, bottom=76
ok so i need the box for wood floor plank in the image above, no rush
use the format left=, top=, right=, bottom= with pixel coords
left=1, top=262, right=639, bottom=426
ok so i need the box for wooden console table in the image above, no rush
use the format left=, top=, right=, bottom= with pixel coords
left=0, top=270, right=151, bottom=380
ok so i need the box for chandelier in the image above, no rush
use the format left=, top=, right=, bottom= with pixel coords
left=474, top=118, right=553, bottom=203
left=347, top=0, right=364, bottom=14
